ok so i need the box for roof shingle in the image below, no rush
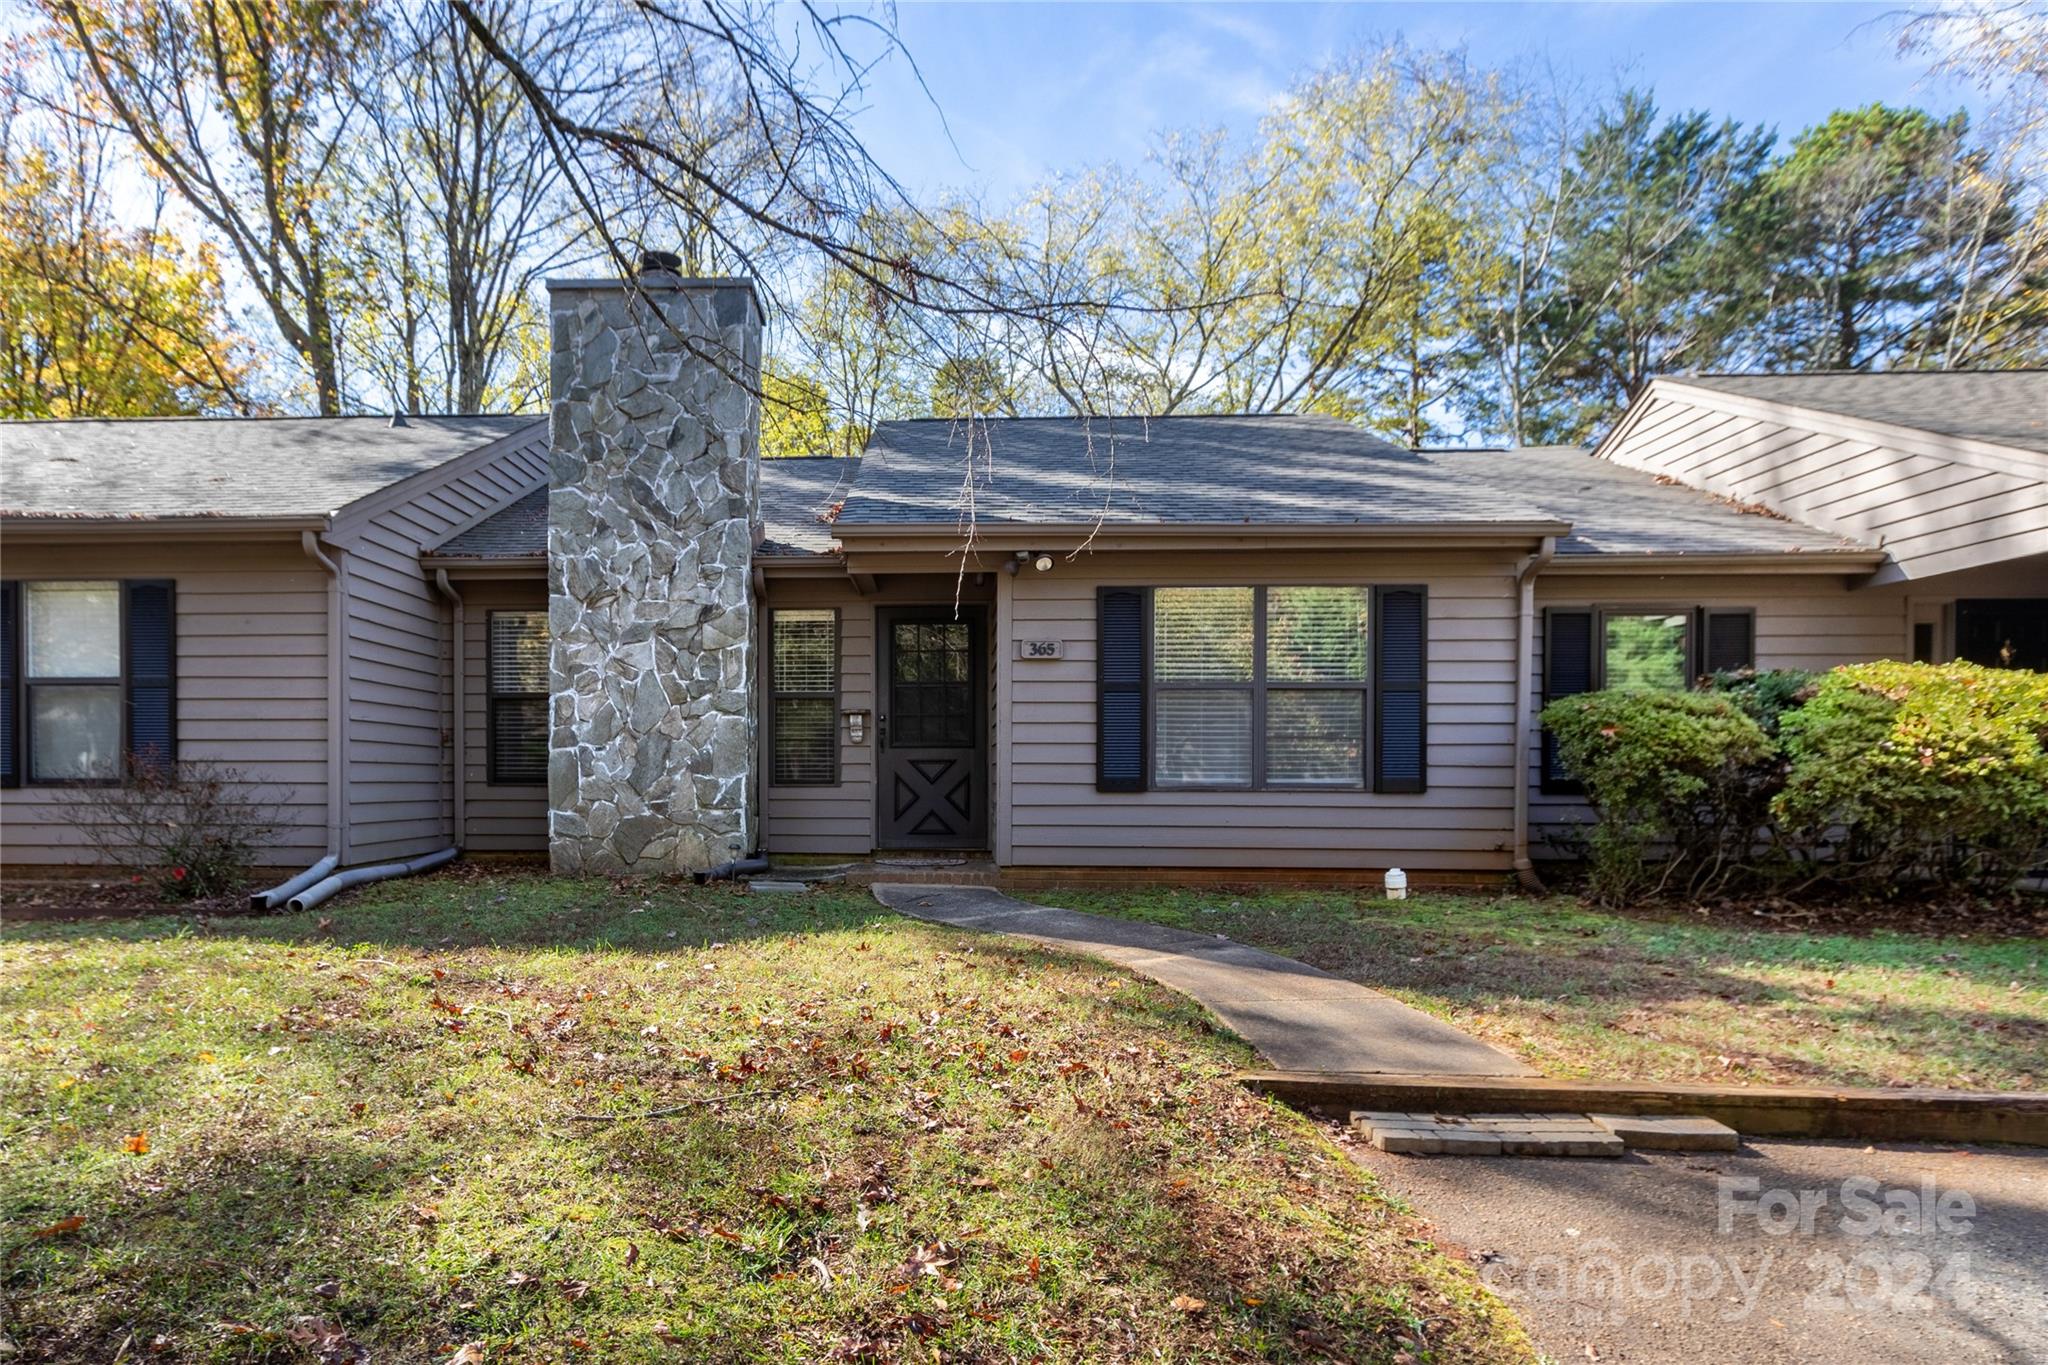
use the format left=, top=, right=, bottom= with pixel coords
left=1, top=415, right=541, bottom=520
left=1428, top=447, right=1873, bottom=555
left=836, top=415, right=1556, bottom=529
left=1669, top=372, right=2048, bottom=457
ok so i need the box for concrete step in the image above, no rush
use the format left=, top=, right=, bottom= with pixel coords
left=1352, top=1109, right=1736, bottom=1157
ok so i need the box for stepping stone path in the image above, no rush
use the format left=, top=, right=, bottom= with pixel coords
left=1353, top=1110, right=1738, bottom=1156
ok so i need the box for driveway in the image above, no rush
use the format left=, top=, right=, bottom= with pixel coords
left=1343, top=1132, right=2048, bottom=1364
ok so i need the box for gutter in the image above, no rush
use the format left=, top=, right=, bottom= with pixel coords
left=302, top=531, right=348, bottom=862
left=1511, top=536, right=1557, bottom=894
left=433, top=570, right=466, bottom=851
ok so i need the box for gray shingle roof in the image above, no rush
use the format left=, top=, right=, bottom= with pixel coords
left=836, top=415, right=1557, bottom=529
left=426, top=456, right=862, bottom=560
left=1, top=415, right=540, bottom=520
left=1428, top=447, right=1874, bottom=556
left=1671, top=372, right=2048, bottom=457
left=759, top=456, right=860, bottom=555
left=434, top=485, right=546, bottom=558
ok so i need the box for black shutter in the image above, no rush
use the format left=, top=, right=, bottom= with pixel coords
left=1096, top=588, right=1148, bottom=792
left=1372, top=586, right=1427, bottom=794
left=125, top=580, right=176, bottom=776
left=1541, top=608, right=1594, bottom=794
left=0, top=582, right=16, bottom=788
left=1701, top=609, right=1756, bottom=676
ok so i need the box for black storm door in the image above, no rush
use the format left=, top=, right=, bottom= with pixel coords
left=878, top=607, right=988, bottom=848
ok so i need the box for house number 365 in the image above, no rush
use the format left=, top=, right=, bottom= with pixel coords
left=1017, top=639, right=1064, bottom=660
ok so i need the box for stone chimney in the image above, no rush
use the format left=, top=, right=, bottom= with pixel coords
left=545, top=263, right=762, bottom=874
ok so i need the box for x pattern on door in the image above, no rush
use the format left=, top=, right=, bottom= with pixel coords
left=889, top=756, right=977, bottom=839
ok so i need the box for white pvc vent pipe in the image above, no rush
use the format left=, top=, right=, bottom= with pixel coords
left=287, top=847, right=458, bottom=913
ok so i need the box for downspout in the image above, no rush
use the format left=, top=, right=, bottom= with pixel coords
left=302, top=531, right=347, bottom=863
left=1512, top=536, right=1557, bottom=893
left=433, top=570, right=466, bottom=851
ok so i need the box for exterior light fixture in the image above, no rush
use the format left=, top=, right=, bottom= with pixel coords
left=842, top=709, right=870, bottom=745
left=1033, top=554, right=1055, bottom=572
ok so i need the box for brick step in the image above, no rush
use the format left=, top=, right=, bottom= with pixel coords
left=1353, top=1110, right=1738, bottom=1157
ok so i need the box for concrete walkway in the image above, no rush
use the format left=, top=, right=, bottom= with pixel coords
left=870, top=884, right=1531, bottom=1077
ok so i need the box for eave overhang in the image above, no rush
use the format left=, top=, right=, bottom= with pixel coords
left=831, top=519, right=1573, bottom=556
left=0, top=514, right=329, bottom=543
left=1539, top=549, right=1888, bottom=576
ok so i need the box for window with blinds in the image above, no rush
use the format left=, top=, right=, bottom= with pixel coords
left=1148, top=586, right=1371, bottom=789
left=771, top=609, right=839, bottom=786
left=487, top=611, right=549, bottom=786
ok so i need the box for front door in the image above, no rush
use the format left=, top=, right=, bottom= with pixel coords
left=878, top=607, right=987, bottom=848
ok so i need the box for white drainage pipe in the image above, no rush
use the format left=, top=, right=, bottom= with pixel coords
left=249, top=855, right=340, bottom=911
left=287, top=847, right=458, bottom=913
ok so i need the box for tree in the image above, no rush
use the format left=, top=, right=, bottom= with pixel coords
left=1894, top=3, right=2048, bottom=366
left=0, top=112, right=254, bottom=417
left=344, top=1, right=593, bottom=413
left=37, top=0, right=366, bottom=413
left=758, top=358, right=836, bottom=458
left=1531, top=94, right=1774, bottom=440
left=1455, top=88, right=1773, bottom=444
left=1757, top=104, right=2029, bottom=370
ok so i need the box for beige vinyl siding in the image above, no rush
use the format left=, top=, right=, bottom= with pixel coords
left=333, top=430, right=549, bottom=863
left=761, top=574, right=994, bottom=856
left=1605, top=390, right=2048, bottom=582
left=0, top=542, right=329, bottom=867
left=1004, top=550, right=1522, bottom=872
left=458, top=579, right=548, bottom=852
left=1528, top=572, right=1911, bottom=854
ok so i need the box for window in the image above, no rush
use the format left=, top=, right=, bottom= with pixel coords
left=1541, top=604, right=1755, bottom=792
left=1, top=579, right=174, bottom=787
left=771, top=608, right=839, bottom=785
left=1601, top=611, right=1690, bottom=692
left=24, top=581, right=122, bottom=782
left=487, top=611, right=549, bottom=786
left=1148, top=586, right=1370, bottom=790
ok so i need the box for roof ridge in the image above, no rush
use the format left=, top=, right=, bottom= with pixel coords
left=873, top=411, right=1352, bottom=424
left=0, top=413, right=542, bottom=427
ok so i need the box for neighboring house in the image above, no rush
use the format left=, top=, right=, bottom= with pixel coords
left=2, top=267, right=2043, bottom=884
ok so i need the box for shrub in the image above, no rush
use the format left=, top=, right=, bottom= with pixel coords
left=1540, top=689, right=1773, bottom=902
left=76, top=756, right=281, bottom=900
left=1706, top=668, right=1815, bottom=736
left=1775, top=661, right=2048, bottom=895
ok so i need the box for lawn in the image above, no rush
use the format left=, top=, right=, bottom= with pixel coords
left=0, top=871, right=1531, bottom=1364
left=1044, top=890, right=2048, bottom=1093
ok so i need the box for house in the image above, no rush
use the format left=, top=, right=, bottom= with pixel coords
left=3, top=266, right=2043, bottom=885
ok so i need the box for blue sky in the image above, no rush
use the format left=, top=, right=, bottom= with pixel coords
left=843, top=2, right=1980, bottom=201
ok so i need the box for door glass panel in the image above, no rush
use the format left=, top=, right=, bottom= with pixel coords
left=891, top=621, right=974, bottom=746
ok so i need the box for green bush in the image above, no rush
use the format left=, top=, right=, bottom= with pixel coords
left=1706, top=668, right=1815, bottom=735
left=1541, top=689, right=1773, bottom=902
left=1775, top=661, right=2048, bottom=894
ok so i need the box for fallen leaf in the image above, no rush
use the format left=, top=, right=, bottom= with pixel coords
left=33, top=1216, right=86, bottom=1238
left=313, top=1280, right=340, bottom=1299
left=1170, top=1293, right=1207, bottom=1313
left=123, top=1131, right=150, bottom=1155
left=447, top=1345, right=487, bottom=1365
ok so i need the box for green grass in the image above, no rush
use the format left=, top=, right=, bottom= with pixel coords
left=0, top=873, right=1531, bottom=1364
left=1043, top=890, right=2048, bottom=1093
